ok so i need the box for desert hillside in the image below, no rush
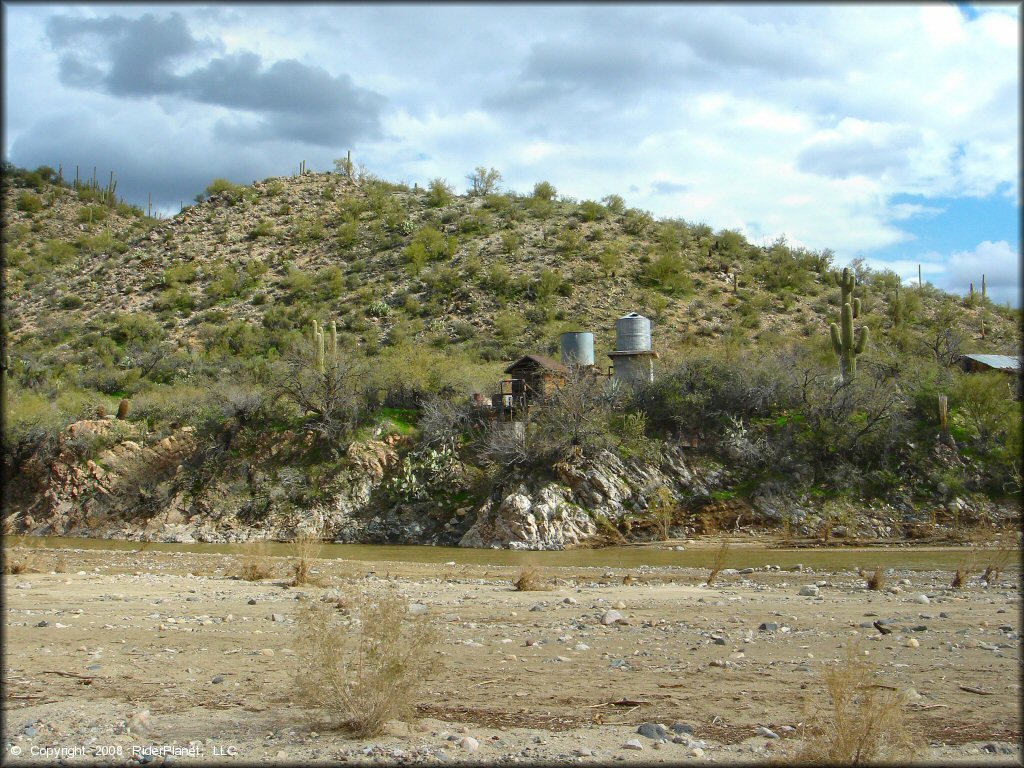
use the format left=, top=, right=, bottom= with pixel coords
left=2, top=162, right=1021, bottom=547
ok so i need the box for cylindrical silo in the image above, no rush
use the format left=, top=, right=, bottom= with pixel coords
left=615, top=312, right=651, bottom=352
left=560, top=332, right=595, bottom=367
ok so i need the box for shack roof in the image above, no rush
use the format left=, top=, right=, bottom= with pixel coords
left=504, top=354, right=569, bottom=375
left=961, top=354, right=1022, bottom=371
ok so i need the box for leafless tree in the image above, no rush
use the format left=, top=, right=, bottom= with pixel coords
left=274, top=342, right=366, bottom=444
left=919, top=326, right=967, bottom=368
left=419, top=394, right=480, bottom=449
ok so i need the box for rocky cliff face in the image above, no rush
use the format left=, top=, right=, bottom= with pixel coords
left=14, top=419, right=197, bottom=538
left=9, top=419, right=716, bottom=550
left=460, top=447, right=708, bottom=549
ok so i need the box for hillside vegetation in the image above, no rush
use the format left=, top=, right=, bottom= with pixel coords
left=2, top=161, right=1020, bottom=542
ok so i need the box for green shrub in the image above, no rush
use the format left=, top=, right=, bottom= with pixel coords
left=404, top=226, right=456, bottom=263
left=164, top=262, right=198, bottom=286
left=336, top=220, right=359, bottom=248
left=248, top=220, right=276, bottom=240
left=601, top=194, right=626, bottom=214
left=532, top=181, right=557, bottom=201
left=204, top=178, right=246, bottom=204
left=577, top=200, right=607, bottom=222
left=951, top=371, right=1016, bottom=446
left=76, top=205, right=108, bottom=223
left=425, top=178, right=453, bottom=208
left=641, top=251, right=693, bottom=295
left=622, top=208, right=654, bottom=236
left=16, top=192, right=43, bottom=213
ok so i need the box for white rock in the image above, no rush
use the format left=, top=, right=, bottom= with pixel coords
left=600, top=609, right=626, bottom=626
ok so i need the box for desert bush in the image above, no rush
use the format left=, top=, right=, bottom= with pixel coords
left=404, top=226, right=456, bottom=265
left=16, top=192, right=43, bottom=213
left=950, top=567, right=970, bottom=590
left=950, top=371, right=1016, bottom=447
left=794, top=642, right=919, bottom=764
left=640, top=251, right=693, bottom=295
left=648, top=487, right=678, bottom=541
left=704, top=540, right=731, bottom=586
left=238, top=541, right=275, bottom=581
left=203, top=178, right=246, bottom=204
left=982, top=544, right=1013, bottom=585
left=1, top=537, right=40, bottom=574
left=425, top=178, right=453, bottom=207
left=292, top=590, right=438, bottom=737
left=513, top=564, right=551, bottom=591
left=858, top=568, right=886, bottom=591
left=289, top=531, right=322, bottom=587
left=532, top=180, right=557, bottom=201
left=577, top=200, right=606, bottom=222
left=601, top=194, right=626, bottom=214
left=274, top=342, right=366, bottom=445
left=467, top=166, right=502, bottom=196
left=130, top=385, right=218, bottom=429
left=622, top=208, right=654, bottom=236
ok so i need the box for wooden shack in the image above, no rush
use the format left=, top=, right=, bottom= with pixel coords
left=502, top=354, right=569, bottom=403
left=958, top=354, right=1021, bottom=374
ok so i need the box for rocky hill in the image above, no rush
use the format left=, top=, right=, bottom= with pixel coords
left=2, top=162, right=1021, bottom=547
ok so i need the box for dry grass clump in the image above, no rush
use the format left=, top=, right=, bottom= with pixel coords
left=290, top=531, right=323, bottom=586
left=292, top=590, right=438, bottom=737
left=513, top=564, right=551, bottom=591
left=705, top=540, right=731, bottom=586
left=858, top=568, right=886, bottom=591
left=794, top=643, right=920, bottom=765
left=237, top=541, right=275, bottom=581
left=982, top=544, right=1013, bottom=585
left=2, top=536, right=39, bottom=575
left=950, top=567, right=971, bottom=590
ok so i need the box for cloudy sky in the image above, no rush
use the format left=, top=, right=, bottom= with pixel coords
left=3, top=3, right=1019, bottom=305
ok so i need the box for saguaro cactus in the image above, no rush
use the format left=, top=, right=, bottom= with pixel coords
left=310, top=320, right=325, bottom=373
left=835, top=266, right=861, bottom=318
left=829, top=267, right=869, bottom=382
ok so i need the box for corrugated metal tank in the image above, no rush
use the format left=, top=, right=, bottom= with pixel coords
left=560, top=332, right=595, bottom=366
left=615, top=312, right=651, bottom=352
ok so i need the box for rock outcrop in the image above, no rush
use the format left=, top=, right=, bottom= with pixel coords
left=459, top=446, right=708, bottom=550
left=15, top=419, right=198, bottom=537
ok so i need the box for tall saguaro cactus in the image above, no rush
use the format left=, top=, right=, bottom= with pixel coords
left=829, top=267, right=869, bottom=382
left=311, top=320, right=325, bottom=373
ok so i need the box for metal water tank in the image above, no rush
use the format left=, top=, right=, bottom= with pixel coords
left=560, top=332, right=595, bottom=366
left=615, top=312, right=651, bottom=352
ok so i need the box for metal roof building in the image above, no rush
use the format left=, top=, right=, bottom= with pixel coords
left=959, top=354, right=1022, bottom=373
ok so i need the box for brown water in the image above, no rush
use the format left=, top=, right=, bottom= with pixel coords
left=9, top=536, right=1020, bottom=573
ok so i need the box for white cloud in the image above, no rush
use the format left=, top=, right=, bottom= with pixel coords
left=2, top=4, right=1018, bottom=291
left=945, top=240, right=1021, bottom=306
